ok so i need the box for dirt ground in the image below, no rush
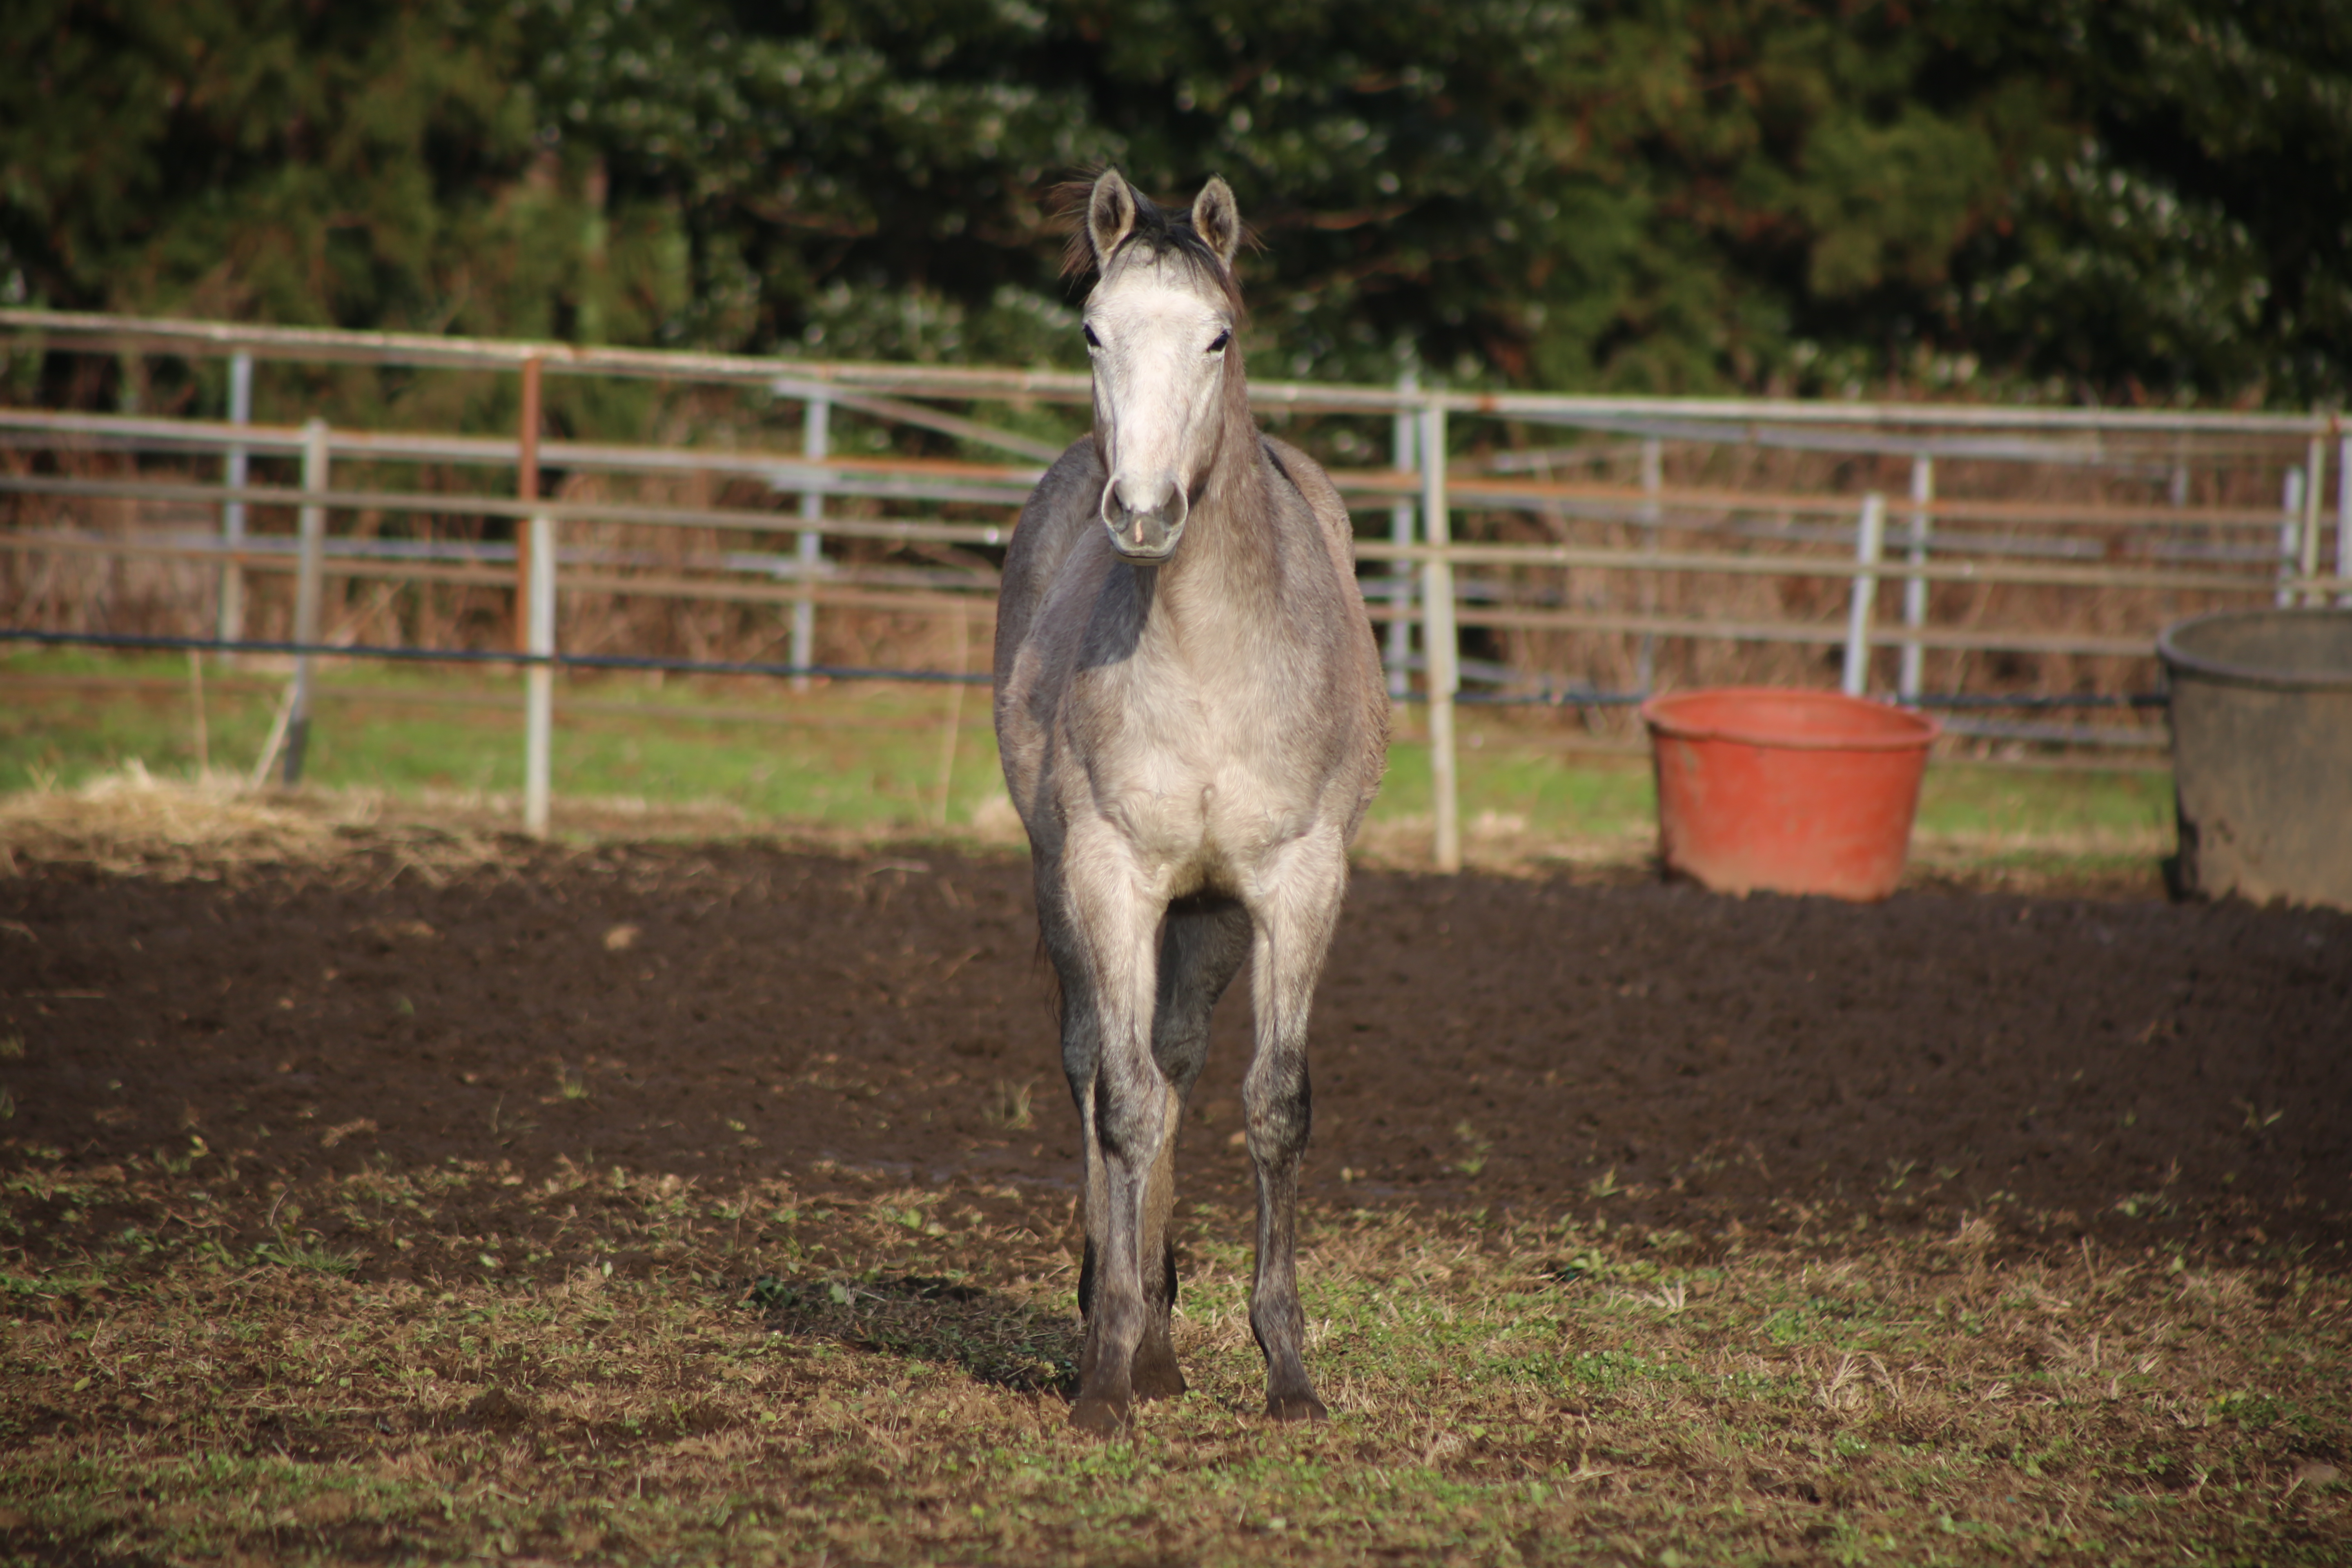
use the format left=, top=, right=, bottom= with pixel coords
left=3, top=838, right=2348, bottom=1260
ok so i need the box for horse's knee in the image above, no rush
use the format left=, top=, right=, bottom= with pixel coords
left=1150, top=1028, right=1210, bottom=1101
left=1242, top=1061, right=1312, bottom=1164
left=1092, top=1072, right=1167, bottom=1165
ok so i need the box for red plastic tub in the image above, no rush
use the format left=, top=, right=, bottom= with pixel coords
left=1639, top=688, right=1941, bottom=902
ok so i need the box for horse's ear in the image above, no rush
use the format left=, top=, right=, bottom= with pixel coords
left=1087, top=169, right=1139, bottom=265
left=1192, top=176, right=1243, bottom=268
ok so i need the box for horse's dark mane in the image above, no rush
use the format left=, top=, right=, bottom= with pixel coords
left=1050, top=173, right=1249, bottom=318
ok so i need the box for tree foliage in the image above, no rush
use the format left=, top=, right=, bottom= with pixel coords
left=4, top=0, right=2345, bottom=408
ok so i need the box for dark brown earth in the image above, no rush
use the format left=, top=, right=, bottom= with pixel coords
left=3, top=842, right=2348, bottom=1253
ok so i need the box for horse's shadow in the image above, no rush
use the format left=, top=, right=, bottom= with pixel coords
left=748, top=1273, right=1081, bottom=1396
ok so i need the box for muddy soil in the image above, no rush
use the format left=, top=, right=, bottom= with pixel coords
left=3, top=844, right=2347, bottom=1250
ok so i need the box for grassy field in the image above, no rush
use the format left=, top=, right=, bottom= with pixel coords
left=2, top=1154, right=2343, bottom=1566
left=0, top=646, right=2174, bottom=877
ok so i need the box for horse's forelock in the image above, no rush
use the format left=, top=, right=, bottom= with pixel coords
left=1053, top=174, right=1247, bottom=319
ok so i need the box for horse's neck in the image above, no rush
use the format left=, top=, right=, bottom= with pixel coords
left=1147, top=412, right=1286, bottom=640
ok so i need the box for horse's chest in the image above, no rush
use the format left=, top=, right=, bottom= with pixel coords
left=1085, top=703, right=1323, bottom=878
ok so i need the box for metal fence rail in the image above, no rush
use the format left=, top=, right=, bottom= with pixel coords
left=4, top=308, right=2346, bottom=867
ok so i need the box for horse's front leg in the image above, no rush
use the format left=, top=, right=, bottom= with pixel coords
left=1058, top=844, right=1169, bottom=1433
left=1130, top=897, right=1252, bottom=1400
left=1241, top=833, right=1350, bottom=1422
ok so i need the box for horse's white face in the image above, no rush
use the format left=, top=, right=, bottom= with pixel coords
left=1080, top=171, right=1245, bottom=564
left=1086, top=265, right=1233, bottom=561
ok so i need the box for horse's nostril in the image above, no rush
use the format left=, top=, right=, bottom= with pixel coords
left=1100, top=475, right=1186, bottom=556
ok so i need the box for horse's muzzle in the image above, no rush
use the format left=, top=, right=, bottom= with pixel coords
left=1100, top=481, right=1188, bottom=562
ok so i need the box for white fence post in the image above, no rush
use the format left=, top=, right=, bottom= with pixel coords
left=1421, top=399, right=1460, bottom=873
left=283, top=417, right=329, bottom=784
left=793, top=393, right=830, bottom=690
left=1387, top=371, right=1417, bottom=699
left=1900, top=455, right=1933, bottom=700
left=2299, top=430, right=2327, bottom=606
left=511, top=355, right=553, bottom=833
left=2338, top=431, right=2350, bottom=609
left=217, top=350, right=252, bottom=647
left=523, top=512, right=556, bottom=837
left=1636, top=436, right=1662, bottom=691
left=1843, top=492, right=1885, bottom=699
left=2277, top=468, right=2305, bottom=608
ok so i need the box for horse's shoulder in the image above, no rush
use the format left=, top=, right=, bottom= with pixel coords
left=1004, top=441, right=1104, bottom=577
left=1258, top=434, right=1337, bottom=503
left=1025, top=438, right=1105, bottom=524
left=996, top=438, right=1105, bottom=679
left=1258, top=434, right=1358, bottom=578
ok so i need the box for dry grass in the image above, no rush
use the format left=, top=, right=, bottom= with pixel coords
left=1, top=1151, right=2344, bottom=1566
left=1353, top=809, right=1657, bottom=880
left=0, top=765, right=1028, bottom=887
left=3, top=763, right=2160, bottom=903
left=0, top=762, right=532, bottom=885
left=0, top=761, right=362, bottom=874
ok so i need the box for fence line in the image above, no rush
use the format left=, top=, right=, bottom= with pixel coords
left=0, top=626, right=994, bottom=685
left=8, top=408, right=2317, bottom=528
left=5, top=308, right=2346, bottom=869
left=6, top=307, right=2336, bottom=435
left=8, top=464, right=2339, bottom=595
left=0, top=523, right=2267, bottom=657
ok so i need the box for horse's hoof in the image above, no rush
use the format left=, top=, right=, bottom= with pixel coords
left=1131, top=1363, right=1187, bottom=1400
left=1068, top=1394, right=1131, bottom=1434
left=1266, top=1390, right=1328, bottom=1423
left=1130, top=1342, right=1187, bottom=1401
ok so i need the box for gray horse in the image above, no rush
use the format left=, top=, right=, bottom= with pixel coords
left=993, top=169, right=1389, bottom=1432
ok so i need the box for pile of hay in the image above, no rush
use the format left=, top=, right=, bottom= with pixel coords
left=0, top=762, right=378, bottom=876
left=0, top=765, right=912, bottom=880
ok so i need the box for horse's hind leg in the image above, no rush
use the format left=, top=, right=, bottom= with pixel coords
left=1242, top=836, right=1349, bottom=1422
left=1131, top=898, right=1251, bottom=1399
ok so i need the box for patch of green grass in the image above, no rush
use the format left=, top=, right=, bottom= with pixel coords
left=1374, top=728, right=1660, bottom=840
left=9, top=1152, right=2342, bottom=1568
left=0, top=646, right=1009, bottom=829
left=0, top=1154, right=2345, bottom=1564
left=1376, top=704, right=2172, bottom=875
left=4, top=647, right=2174, bottom=873
left=1915, top=761, right=2173, bottom=842
left=251, top=1234, right=362, bottom=1278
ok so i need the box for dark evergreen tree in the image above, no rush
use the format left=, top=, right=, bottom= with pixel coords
left=4, top=0, right=2343, bottom=410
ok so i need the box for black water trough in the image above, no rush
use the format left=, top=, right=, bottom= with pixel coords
left=2158, top=608, right=2352, bottom=909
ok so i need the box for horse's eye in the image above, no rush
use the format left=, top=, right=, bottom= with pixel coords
left=1207, top=330, right=1231, bottom=353
left=1083, top=324, right=1101, bottom=349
